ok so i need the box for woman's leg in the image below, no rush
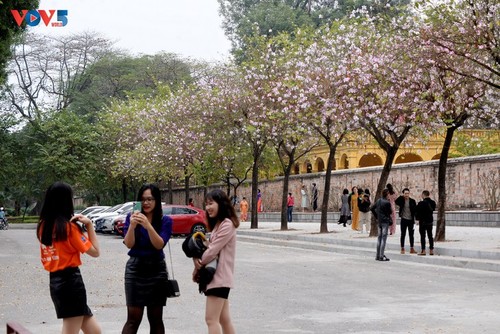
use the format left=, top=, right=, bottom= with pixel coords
left=146, top=305, right=165, bottom=334
left=205, top=296, right=226, bottom=334
left=122, top=306, right=145, bottom=334
left=219, top=299, right=235, bottom=334
left=62, top=316, right=84, bottom=334
left=81, top=315, right=101, bottom=334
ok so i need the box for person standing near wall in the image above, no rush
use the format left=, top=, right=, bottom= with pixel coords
left=415, top=190, right=436, bottom=256
left=301, top=185, right=309, bottom=212
left=358, top=189, right=371, bottom=234
left=287, top=193, right=295, bottom=222
left=257, top=189, right=263, bottom=212
left=349, top=186, right=360, bottom=231
left=338, top=188, right=350, bottom=227
left=395, top=188, right=417, bottom=254
left=311, top=183, right=319, bottom=212
left=239, top=197, right=249, bottom=222
left=371, top=188, right=393, bottom=262
left=386, top=184, right=398, bottom=235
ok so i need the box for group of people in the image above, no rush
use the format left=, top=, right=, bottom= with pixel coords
left=371, top=186, right=436, bottom=261
left=299, top=183, right=319, bottom=212
left=338, top=184, right=436, bottom=262
left=338, top=187, right=372, bottom=233
left=36, top=181, right=238, bottom=334
left=236, top=183, right=320, bottom=223
left=285, top=183, right=320, bottom=222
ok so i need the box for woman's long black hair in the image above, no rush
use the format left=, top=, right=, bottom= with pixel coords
left=205, top=189, right=239, bottom=231
left=137, top=183, right=163, bottom=228
left=37, top=181, right=75, bottom=246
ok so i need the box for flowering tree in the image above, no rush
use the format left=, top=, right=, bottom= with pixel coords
left=295, top=24, right=368, bottom=232
left=243, top=34, right=320, bottom=230
left=417, top=0, right=499, bottom=240
left=209, top=64, right=270, bottom=228
left=417, top=0, right=499, bottom=90
left=349, top=15, right=441, bottom=236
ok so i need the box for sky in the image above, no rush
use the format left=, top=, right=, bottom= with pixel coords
left=35, top=0, right=232, bottom=61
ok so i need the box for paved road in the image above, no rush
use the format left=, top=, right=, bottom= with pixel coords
left=1, top=229, right=500, bottom=333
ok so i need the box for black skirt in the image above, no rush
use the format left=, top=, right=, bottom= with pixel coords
left=49, top=267, right=93, bottom=319
left=125, top=257, right=168, bottom=306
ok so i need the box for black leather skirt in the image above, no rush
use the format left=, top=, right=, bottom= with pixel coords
left=49, top=267, right=92, bottom=319
left=124, top=257, right=168, bottom=306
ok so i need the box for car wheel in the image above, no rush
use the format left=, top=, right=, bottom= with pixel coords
left=191, top=223, right=206, bottom=234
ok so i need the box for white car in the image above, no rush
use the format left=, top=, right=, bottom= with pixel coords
left=95, top=214, right=124, bottom=234
left=79, top=206, right=110, bottom=216
left=89, top=202, right=134, bottom=221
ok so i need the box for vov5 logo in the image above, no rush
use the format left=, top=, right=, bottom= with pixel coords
left=11, top=9, right=68, bottom=27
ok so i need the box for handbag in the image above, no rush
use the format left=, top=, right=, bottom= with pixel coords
left=166, top=242, right=180, bottom=298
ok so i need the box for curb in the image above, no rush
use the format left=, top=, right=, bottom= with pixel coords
left=237, top=230, right=500, bottom=273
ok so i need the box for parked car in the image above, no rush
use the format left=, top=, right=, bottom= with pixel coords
left=89, top=202, right=134, bottom=221
left=163, top=204, right=207, bottom=235
left=95, top=214, right=125, bottom=234
left=114, top=204, right=207, bottom=237
left=113, top=215, right=127, bottom=236
left=79, top=206, right=110, bottom=217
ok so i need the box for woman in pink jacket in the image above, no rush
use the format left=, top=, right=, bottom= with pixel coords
left=193, top=189, right=239, bottom=334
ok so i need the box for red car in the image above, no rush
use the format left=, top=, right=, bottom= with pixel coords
left=114, top=204, right=207, bottom=237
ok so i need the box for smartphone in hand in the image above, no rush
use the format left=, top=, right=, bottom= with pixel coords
left=133, top=201, right=142, bottom=212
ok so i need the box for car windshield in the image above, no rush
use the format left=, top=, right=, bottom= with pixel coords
left=118, top=203, right=133, bottom=213
left=80, top=207, right=96, bottom=215
left=104, top=204, right=123, bottom=213
left=162, top=206, right=198, bottom=215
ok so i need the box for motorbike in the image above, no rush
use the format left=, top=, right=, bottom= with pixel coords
left=0, top=218, right=8, bottom=230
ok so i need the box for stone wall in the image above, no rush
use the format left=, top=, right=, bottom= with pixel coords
left=165, top=154, right=500, bottom=212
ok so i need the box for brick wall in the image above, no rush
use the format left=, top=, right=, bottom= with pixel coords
left=165, top=154, right=500, bottom=211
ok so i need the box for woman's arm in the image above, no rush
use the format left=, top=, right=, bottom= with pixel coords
left=135, top=214, right=170, bottom=250
left=200, top=220, right=235, bottom=265
left=123, top=213, right=137, bottom=249
left=72, top=214, right=100, bottom=257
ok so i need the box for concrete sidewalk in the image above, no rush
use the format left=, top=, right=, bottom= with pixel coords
left=10, top=221, right=500, bottom=272
left=237, top=220, right=500, bottom=272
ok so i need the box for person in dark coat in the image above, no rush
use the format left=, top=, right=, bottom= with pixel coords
left=371, top=189, right=393, bottom=261
left=338, top=189, right=350, bottom=227
left=395, top=188, right=417, bottom=254
left=415, top=190, right=437, bottom=256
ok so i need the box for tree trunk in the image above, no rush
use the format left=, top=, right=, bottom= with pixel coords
left=184, top=173, right=190, bottom=205
left=122, top=178, right=127, bottom=203
left=167, top=179, right=173, bottom=204
left=280, top=170, right=291, bottom=231
left=369, top=147, right=398, bottom=237
left=435, top=127, right=456, bottom=242
left=14, top=201, right=21, bottom=216
left=225, top=176, right=231, bottom=197
left=250, top=156, right=259, bottom=229
left=320, top=144, right=336, bottom=233
left=203, top=186, right=208, bottom=209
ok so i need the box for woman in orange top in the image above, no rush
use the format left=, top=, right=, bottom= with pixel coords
left=37, top=182, right=101, bottom=334
left=239, top=197, right=249, bottom=221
